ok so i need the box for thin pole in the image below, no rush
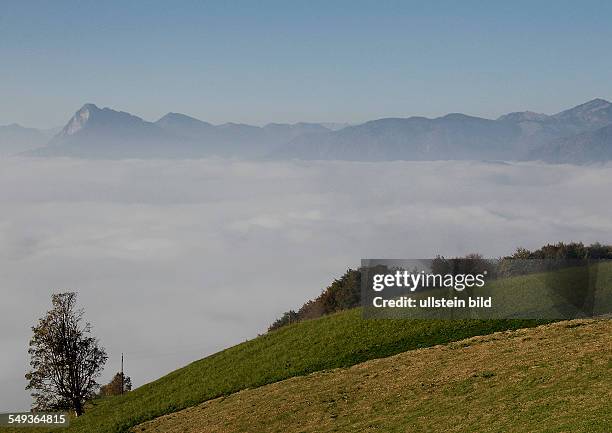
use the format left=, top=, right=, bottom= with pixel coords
left=121, top=353, right=124, bottom=395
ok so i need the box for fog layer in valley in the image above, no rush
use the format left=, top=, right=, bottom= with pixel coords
left=1, top=157, right=611, bottom=410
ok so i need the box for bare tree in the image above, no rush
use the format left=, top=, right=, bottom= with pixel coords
left=25, top=292, right=107, bottom=416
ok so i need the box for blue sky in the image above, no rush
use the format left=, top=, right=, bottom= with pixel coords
left=2, top=0, right=612, bottom=128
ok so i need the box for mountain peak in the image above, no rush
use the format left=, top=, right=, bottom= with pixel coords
left=439, top=113, right=478, bottom=121
left=156, top=112, right=212, bottom=128
left=63, top=103, right=101, bottom=136
left=155, top=112, right=212, bottom=132
left=159, top=112, right=183, bottom=120
left=497, top=111, right=549, bottom=122
left=583, top=97, right=611, bottom=107
left=57, top=103, right=153, bottom=139
left=570, top=98, right=612, bottom=113
left=554, top=98, right=612, bottom=118
left=80, top=102, right=101, bottom=112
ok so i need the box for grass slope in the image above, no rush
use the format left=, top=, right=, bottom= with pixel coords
left=4, top=262, right=610, bottom=433
left=134, top=319, right=612, bottom=433
left=3, top=317, right=542, bottom=433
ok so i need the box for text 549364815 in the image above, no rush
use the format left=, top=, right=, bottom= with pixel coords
left=0, top=412, right=69, bottom=428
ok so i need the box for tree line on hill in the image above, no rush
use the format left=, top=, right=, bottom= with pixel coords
left=268, top=242, right=612, bottom=332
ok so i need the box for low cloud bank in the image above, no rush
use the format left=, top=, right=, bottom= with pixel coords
left=1, top=158, right=610, bottom=410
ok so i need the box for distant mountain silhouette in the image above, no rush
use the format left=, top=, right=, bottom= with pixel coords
left=155, top=113, right=331, bottom=157
left=275, top=114, right=521, bottom=161
left=0, top=123, right=48, bottom=156
left=550, top=98, right=612, bottom=133
left=25, top=104, right=332, bottom=158
left=531, top=123, right=612, bottom=163
left=155, top=112, right=214, bottom=138
left=499, top=98, right=612, bottom=161
left=17, top=99, right=612, bottom=163
left=276, top=99, right=612, bottom=162
left=27, top=104, right=185, bottom=158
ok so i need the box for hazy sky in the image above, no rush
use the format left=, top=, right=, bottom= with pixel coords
left=1, top=158, right=611, bottom=410
left=2, top=0, right=612, bottom=128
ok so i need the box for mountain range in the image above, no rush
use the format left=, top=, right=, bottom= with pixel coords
left=24, top=104, right=333, bottom=159
left=278, top=98, right=612, bottom=162
left=7, top=98, right=612, bottom=163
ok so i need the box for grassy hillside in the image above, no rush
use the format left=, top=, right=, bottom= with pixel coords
left=4, top=261, right=610, bottom=433
left=2, top=316, right=542, bottom=433
left=134, top=319, right=612, bottom=433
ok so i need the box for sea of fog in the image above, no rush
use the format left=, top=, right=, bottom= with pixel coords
left=1, top=157, right=611, bottom=410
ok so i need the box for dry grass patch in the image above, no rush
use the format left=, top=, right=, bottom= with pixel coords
left=133, top=319, right=612, bottom=433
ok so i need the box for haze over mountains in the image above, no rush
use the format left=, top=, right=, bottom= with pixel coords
left=9, top=98, right=612, bottom=163
left=280, top=98, right=612, bottom=162
left=0, top=123, right=51, bottom=156
left=25, top=104, right=333, bottom=159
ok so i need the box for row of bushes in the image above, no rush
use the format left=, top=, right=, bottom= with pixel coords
left=268, top=268, right=361, bottom=331
left=268, top=242, right=611, bottom=331
left=510, top=242, right=611, bottom=260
